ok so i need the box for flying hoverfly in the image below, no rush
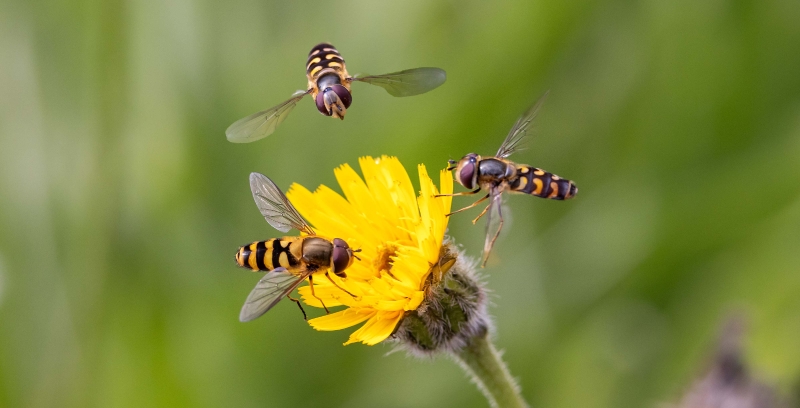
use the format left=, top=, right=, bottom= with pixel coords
left=226, top=42, right=447, bottom=143
left=440, top=91, right=577, bottom=267
left=234, top=172, right=361, bottom=322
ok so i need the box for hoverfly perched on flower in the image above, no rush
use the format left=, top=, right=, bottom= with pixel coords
left=440, top=91, right=577, bottom=266
left=226, top=42, right=447, bottom=143
left=234, top=172, right=361, bottom=322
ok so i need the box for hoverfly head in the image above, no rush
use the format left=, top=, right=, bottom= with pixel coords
left=316, top=85, right=352, bottom=119
left=454, top=153, right=480, bottom=189
left=331, top=238, right=356, bottom=275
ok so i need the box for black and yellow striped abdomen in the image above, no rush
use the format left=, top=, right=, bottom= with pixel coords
left=306, top=43, right=346, bottom=80
left=235, top=237, right=303, bottom=272
left=509, top=165, right=577, bottom=200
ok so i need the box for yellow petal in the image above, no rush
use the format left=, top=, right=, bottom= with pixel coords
left=439, top=167, right=453, bottom=201
left=344, top=310, right=404, bottom=345
left=376, top=299, right=411, bottom=310
left=308, top=308, right=374, bottom=331
left=297, top=285, right=344, bottom=308
left=405, top=291, right=424, bottom=311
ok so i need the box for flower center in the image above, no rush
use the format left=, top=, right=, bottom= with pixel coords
left=373, top=243, right=398, bottom=278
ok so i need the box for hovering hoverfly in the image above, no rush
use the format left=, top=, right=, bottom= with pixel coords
left=226, top=42, right=447, bottom=143
left=440, top=91, right=577, bottom=266
left=234, top=172, right=360, bottom=322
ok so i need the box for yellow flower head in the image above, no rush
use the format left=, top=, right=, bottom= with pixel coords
left=286, top=156, right=452, bottom=345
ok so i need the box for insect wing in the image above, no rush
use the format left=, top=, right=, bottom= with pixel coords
left=250, top=172, right=316, bottom=235
left=226, top=90, right=308, bottom=143
left=496, top=90, right=550, bottom=159
left=481, top=190, right=505, bottom=267
left=352, top=67, right=446, bottom=97
left=240, top=267, right=309, bottom=322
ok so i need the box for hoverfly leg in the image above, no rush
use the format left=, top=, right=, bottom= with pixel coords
left=446, top=194, right=490, bottom=217
left=472, top=203, right=492, bottom=224
left=308, top=275, right=329, bottom=314
left=325, top=272, right=360, bottom=300
left=435, top=187, right=481, bottom=198
left=286, top=293, right=308, bottom=321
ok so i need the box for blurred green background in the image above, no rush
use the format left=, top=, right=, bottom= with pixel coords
left=1, top=0, right=799, bottom=406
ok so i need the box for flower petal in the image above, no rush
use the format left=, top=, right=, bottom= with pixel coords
left=308, top=308, right=374, bottom=331
left=344, top=310, right=404, bottom=345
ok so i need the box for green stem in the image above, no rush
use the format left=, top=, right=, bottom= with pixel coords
left=451, top=334, right=529, bottom=408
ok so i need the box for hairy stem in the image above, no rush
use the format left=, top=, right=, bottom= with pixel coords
left=451, top=334, right=528, bottom=408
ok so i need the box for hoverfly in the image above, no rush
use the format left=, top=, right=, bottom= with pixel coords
left=234, top=172, right=360, bottom=322
left=440, top=92, right=577, bottom=266
left=226, top=42, right=447, bottom=143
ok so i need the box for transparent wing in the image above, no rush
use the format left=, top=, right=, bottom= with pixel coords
left=239, top=267, right=310, bottom=322
left=226, top=90, right=308, bottom=143
left=481, top=190, right=505, bottom=267
left=496, top=90, right=550, bottom=159
left=250, top=172, right=315, bottom=235
left=351, top=67, right=446, bottom=97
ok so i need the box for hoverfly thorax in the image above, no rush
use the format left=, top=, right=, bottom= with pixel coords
left=453, top=153, right=480, bottom=190
left=315, top=74, right=352, bottom=119
left=300, top=237, right=334, bottom=268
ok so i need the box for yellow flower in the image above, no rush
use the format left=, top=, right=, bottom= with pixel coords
left=287, top=156, right=452, bottom=345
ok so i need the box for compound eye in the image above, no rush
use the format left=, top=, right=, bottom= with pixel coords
left=333, top=238, right=349, bottom=248
left=332, top=239, right=351, bottom=274
left=458, top=161, right=476, bottom=189
left=315, top=91, right=331, bottom=115
left=330, top=85, right=352, bottom=108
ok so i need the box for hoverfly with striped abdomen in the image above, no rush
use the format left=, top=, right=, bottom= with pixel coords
left=439, top=91, right=577, bottom=267
left=226, top=42, right=447, bottom=143
left=234, top=172, right=361, bottom=322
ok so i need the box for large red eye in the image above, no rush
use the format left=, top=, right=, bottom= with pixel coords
left=315, top=92, right=330, bottom=115
left=459, top=161, right=476, bottom=189
left=332, top=238, right=351, bottom=274
left=330, top=85, right=352, bottom=108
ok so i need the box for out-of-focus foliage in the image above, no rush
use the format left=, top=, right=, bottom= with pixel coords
left=1, top=0, right=799, bottom=407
